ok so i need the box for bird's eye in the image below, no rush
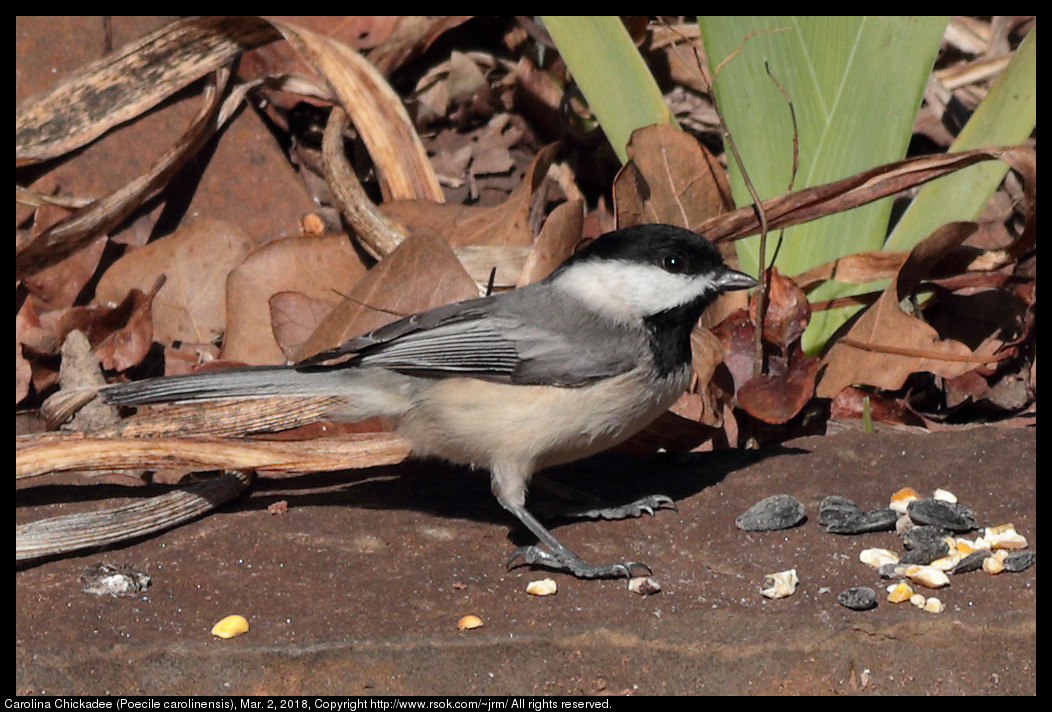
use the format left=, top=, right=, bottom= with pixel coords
left=662, top=254, right=685, bottom=273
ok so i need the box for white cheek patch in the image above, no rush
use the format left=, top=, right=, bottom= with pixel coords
left=554, top=260, right=719, bottom=321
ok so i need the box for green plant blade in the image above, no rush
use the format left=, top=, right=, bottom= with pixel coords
left=699, top=16, right=947, bottom=353
left=542, top=16, right=674, bottom=163
left=885, top=25, right=1036, bottom=252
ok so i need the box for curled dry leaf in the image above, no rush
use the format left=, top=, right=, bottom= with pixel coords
left=699, top=147, right=1034, bottom=245
left=737, top=345, right=821, bottom=425
left=516, top=198, right=584, bottom=287
left=817, top=222, right=1008, bottom=399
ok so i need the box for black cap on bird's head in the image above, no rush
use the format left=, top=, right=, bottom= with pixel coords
left=549, top=224, right=756, bottom=321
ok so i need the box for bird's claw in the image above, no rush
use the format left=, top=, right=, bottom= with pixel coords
left=578, top=494, right=677, bottom=521
left=506, top=545, right=652, bottom=580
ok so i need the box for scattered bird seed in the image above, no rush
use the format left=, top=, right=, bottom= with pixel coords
left=887, top=581, right=914, bottom=603
left=211, top=614, right=249, bottom=639
left=80, top=563, right=151, bottom=597
left=818, top=496, right=860, bottom=525
left=949, top=549, right=989, bottom=575
left=932, top=488, right=958, bottom=504
left=889, top=487, right=920, bottom=514
left=907, top=498, right=977, bottom=532
left=984, top=523, right=1028, bottom=549
left=860, top=548, right=900, bottom=569
left=983, top=556, right=1005, bottom=574
left=838, top=586, right=877, bottom=611
left=735, top=494, right=805, bottom=531
left=760, top=568, right=799, bottom=599
left=922, top=596, right=946, bottom=613
left=457, top=614, right=484, bottom=631
left=899, top=526, right=951, bottom=565
left=627, top=576, right=662, bottom=596
left=525, top=578, right=558, bottom=596
left=823, top=507, right=898, bottom=534
left=1002, top=550, right=1037, bottom=572
left=904, top=564, right=950, bottom=588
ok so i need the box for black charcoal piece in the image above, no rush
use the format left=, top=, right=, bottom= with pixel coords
left=735, top=494, right=806, bottom=531
left=907, top=498, right=977, bottom=532
left=837, top=586, right=878, bottom=611
left=823, top=507, right=898, bottom=534
left=1003, top=550, right=1036, bottom=572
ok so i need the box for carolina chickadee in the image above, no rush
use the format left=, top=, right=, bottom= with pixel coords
left=99, top=224, right=756, bottom=579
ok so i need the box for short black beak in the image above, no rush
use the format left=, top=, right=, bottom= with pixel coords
left=717, top=267, right=758, bottom=292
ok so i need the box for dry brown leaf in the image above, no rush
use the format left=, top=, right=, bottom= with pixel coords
left=21, top=236, right=108, bottom=315
left=829, top=387, right=926, bottom=427
left=95, top=219, right=254, bottom=349
left=381, top=143, right=558, bottom=250
left=816, top=223, right=1006, bottom=398
left=269, top=291, right=342, bottom=362
left=222, top=233, right=369, bottom=365
left=737, top=345, right=821, bottom=425
left=750, top=268, right=810, bottom=349
left=792, top=250, right=909, bottom=290
left=367, top=16, right=473, bottom=75
left=613, top=124, right=733, bottom=230
left=517, top=198, right=584, bottom=286
left=668, top=327, right=728, bottom=427
left=710, top=309, right=758, bottom=399
left=699, top=146, right=1034, bottom=244
left=93, top=285, right=159, bottom=373
left=293, top=231, right=479, bottom=362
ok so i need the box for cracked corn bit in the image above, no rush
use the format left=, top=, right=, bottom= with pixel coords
left=211, top=614, right=249, bottom=639
left=760, top=568, right=799, bottom=599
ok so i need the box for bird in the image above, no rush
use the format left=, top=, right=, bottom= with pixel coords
left=95, top=223, right=756, bottom=579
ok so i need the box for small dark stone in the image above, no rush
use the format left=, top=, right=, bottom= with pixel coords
left=824, top=507, right=899, bottom=534
left=1003, top=550, right=1036, bottom=573
left=907, top=498, right=977, bottom=532
left=735, top=494, right=806, bottom=531
left=837, top=586, right=878, bottom=611
left=949, top=549, right=989, bottom=574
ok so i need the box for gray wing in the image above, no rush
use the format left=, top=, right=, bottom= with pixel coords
left=296, top=288, right=639, bottom=387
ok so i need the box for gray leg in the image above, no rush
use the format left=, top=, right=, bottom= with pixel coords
left=500, top=499, right=653, bottom=580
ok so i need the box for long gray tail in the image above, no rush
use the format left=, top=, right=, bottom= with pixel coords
left=98, top=364, right=416, bottom=422
left=100, top=365, right=324, bottom=405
